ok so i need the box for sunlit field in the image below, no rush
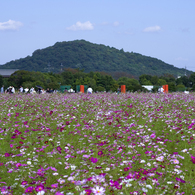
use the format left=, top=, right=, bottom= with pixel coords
left=0, top=92, right=195, bottom=195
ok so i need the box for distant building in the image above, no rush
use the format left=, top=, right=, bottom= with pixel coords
left=0, top=69, right=19, bottom=78
left=142, top=85, right=154, bottom=92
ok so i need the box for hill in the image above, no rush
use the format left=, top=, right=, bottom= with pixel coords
left=0, top=40, right=191, bottom=78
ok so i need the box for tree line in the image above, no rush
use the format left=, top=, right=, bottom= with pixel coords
left=1, top=69, right=195, bottom=92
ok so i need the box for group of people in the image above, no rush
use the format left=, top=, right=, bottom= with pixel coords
left=0, top=85, right=56, bottom=94
left=1, top=86, right=15, bottom=94
left=1, top=85, right=93, bottom=94
left=63, top=87, right=93, bottom=94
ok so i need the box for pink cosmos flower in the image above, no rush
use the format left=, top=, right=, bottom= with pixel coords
left=51, top=183, right=58, bottom=188
left=156, top=156, right=164, bottom=162
left=171, top=159, right=179, bottom=164
left=16, top=163, right=22, bottom=167
left=150, top=133, right=156, bottom=139
left=55, top=192, right=64, bottom=195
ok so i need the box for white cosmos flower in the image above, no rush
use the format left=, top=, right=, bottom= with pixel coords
left=37, top=191, right=45, bottom=195
left=91, top=186, right=105, bottom=195
left=142, top=187, right=148, bottom=192
left=27, top=161, right=31, bottom=165
left=146, top=184, right=152, bottom=189
left=180, top=175, right=185, bottom=180
left=126, top=183, right=132, bottom=187
left=147, top=163, right=151, bottom=166
left=71, top=165, right=76, bottom=170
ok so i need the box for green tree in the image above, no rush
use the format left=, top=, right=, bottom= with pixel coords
left=61, top=71, right=74, bottom=85
left=157, top=79, right=166, bottom=86
left=22, top=81, right=34, bottom=89
left=192, top=84, right=195, bottom=91
left=110, top=83, right=119, bottom=92
left=151, top=76, right=159, bottom=85
left=46, top=82, right=60, bottom=89
left=96, top=86, right=105, bottom=92
left=0, top=75, right=3, bottom=87
left=167, top=82, right=176, bottom=92
left=176, top=84, right=185, bottom=92
left=87, top=78, right=96, bottom=91
left=189, top=72, right=195, bottom=86
left=139, top=75, right=153, bottom=85
left=176, top=76, right=189, bottom=87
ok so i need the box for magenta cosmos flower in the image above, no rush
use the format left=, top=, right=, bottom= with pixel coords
left=90, top=157, right=98, bottom=163
left=25, top=186, right=34, bottom=193
left=98, top=151, right=103, bottom=155
left=35, top=185, right=44, bottom=192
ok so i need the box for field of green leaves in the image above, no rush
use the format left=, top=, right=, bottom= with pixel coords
left=0, top=93, right=195, bottom=195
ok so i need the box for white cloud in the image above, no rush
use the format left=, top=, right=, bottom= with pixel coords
left=175, top=57, right=188, bottom=61
left=143, top=25, right=161, bottom=32
left=100, top=21, right=120, bottom=27
left=100, top=22, right=109, bottom=26
left=113, top=21, right=120, bottom=27
left=0, top=19, right=23, bottom=31
left=180, top=27, right=189, bottom=33
left=66, top=21, right=94, bottom=31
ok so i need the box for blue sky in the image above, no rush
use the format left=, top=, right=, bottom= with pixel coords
left=0, top=0, right=195, bottom=72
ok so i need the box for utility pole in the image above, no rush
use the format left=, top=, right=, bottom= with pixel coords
left=185, top=66, right=187, bottom=76
left=44, top=62, right=54, bottom=73
left=60, top=63, right=63, bottom=72
left=48, top=63, right=51, bottom=73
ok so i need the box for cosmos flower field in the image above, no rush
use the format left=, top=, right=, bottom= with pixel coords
left=0, top=93, right=195, bottom=195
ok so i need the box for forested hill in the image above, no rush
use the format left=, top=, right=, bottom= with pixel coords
left=1, top=40, right=191, bottom=78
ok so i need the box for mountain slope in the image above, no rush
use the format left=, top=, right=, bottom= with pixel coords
left=1, top=40, right=191, bottom=77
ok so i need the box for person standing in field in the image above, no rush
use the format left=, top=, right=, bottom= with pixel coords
left=1, top=85, right=4, bottom=93
left=11, top=86, right=15, bottom=94
left=87, top=86, right=93, bottom=94
left=158, top=86, right=164, bottom=93
left=117, top=87, right=121, bottom=94
left=19, top=86, right=24, bottom=93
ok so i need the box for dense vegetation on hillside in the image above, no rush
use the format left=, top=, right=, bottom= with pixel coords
left=1, top=40, right=191, bottom=78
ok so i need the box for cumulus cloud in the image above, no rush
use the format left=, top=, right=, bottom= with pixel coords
left=143, top=25, right=161, bottom=32
left=175, top=57, right=188, bottom=61
left=0, top=19, right=23, bottom=31
left=100, top=21, right=120, bottom=27
left=180, top=27, right=189, bottom=33
left=66, top=21, right=94, bottom=31
left=113, top=21, right=120, bottom=26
